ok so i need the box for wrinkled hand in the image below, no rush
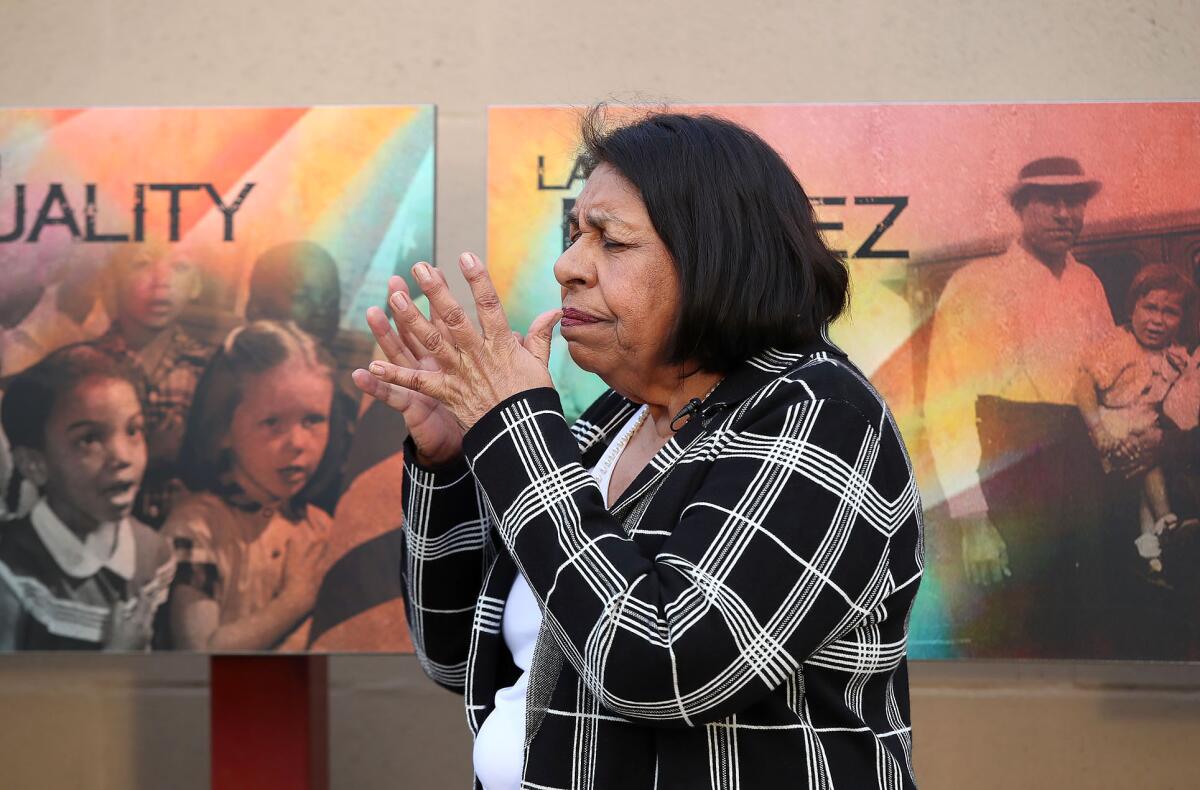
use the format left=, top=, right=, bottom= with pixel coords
left=360, top=252, right=561, bottom=432
left=353, top=272, right=467, bottom=466
left=961, top=515, right=1011, bottom=586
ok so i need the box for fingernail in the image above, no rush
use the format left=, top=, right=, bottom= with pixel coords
left=369, top=362, right=385, bottom=376
left=413, top=263, right=432, bottom=283
left=459, top=252, right=475, bottom=271
left=391, top=291, right=408, bottom=311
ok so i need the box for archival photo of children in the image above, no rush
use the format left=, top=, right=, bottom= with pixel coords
left=487, top=102, right=1200, bottom=661
left=0, top=106, right=434, bottom=653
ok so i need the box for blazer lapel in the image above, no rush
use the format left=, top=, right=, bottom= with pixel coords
left=608, top=340, right=846, bottom=515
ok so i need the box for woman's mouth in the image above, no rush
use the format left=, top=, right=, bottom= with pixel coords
left=561, top=307, right=603, bottom=328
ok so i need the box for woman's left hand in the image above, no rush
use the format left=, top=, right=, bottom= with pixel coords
left=365, top=252, right=562, bottom=431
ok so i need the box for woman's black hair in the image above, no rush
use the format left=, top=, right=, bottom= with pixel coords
left=579, top=106, right=849, bottom=374
left=1, top=343, right=145, bottom=452
left=177, top=320, right=335, bottom=512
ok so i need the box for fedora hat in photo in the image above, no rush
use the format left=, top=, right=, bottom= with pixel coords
left=1007, top=156, right=1102, bottom=203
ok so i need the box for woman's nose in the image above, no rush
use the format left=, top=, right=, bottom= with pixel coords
left=553, top=243, right=596, bottom=290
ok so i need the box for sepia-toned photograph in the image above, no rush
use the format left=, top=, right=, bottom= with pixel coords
left=0, top=106, right=434, bottom=653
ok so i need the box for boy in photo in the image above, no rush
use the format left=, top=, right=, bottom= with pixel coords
left=95, top=240, right=215, bottom=526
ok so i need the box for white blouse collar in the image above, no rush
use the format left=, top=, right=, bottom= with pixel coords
left=30, top=499, right=136, bottom=580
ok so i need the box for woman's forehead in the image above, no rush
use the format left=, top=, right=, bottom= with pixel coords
left=573, top=165, right=646, bottom=226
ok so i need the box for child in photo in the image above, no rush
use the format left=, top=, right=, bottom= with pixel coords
left=0, top=345, right=175, bottom=651
left=1075, top=264, right=1196, bottom=576
left=245, top=241, right=357, bottom=515
left=94, top=240, right=215, bottom=527
left=163, top=321, right=334, bottom=651
left=1164, top=317, right=1200, bottom=436
left=1162, top=297, right=1200, bottom=534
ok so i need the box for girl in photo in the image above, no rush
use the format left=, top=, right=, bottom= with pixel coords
left=163, top=320, right=334, bottom=651
left=1075, top=264, right=1196, bottom=576
left=0, top=345, right=175, bottom=651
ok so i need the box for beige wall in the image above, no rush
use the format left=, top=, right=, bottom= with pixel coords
left=2, top=0, right=1200, bottom=787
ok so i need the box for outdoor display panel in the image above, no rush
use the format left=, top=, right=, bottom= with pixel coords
left=487, top=102, right=1200, bottom=661
left=0, top=105, right=433, bottom=653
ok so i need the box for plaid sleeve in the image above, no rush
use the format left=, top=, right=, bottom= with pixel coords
left=401, top=439, right=495, bottom=693
left=463, top=385, right=910, bottom=726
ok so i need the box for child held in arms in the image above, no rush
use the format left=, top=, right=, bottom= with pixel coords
left=163, top=321, right=334, bottom=651
left=95, top=240, right=215, bottom=527
left=0, top=345, right=175, bottom=650
left=1075, top=264, right=1196, bottom=577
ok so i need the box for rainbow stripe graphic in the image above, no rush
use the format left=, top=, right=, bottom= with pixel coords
left=0, top=106, right=434, bottom=331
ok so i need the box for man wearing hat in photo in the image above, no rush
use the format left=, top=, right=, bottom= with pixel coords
left=927, top=156, right=1116, bottom=657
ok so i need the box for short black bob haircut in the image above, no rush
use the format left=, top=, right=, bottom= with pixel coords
left=579, top=106, right=849, bottom=374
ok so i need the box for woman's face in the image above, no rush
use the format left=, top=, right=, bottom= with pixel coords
left=553, top=163, right=680, bottom=395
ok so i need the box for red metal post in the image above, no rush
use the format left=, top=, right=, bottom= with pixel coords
left=210, top=656, right=329, bottom=790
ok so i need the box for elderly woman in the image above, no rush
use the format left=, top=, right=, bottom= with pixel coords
left=354, top=112, right=922, bottom=790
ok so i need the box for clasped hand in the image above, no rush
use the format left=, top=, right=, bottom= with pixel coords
left=353, top=252, right=562, bottom=463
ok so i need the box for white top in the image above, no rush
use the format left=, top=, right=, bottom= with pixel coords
left=473, top=404, right=648, bottom=790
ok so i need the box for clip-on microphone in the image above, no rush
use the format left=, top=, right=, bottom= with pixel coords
left=671, top=398, right=731, bottom=432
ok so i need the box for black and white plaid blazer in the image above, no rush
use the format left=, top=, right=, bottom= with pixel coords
left=400, top=338, right=923, bottom=789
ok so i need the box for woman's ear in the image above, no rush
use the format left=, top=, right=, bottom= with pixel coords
left=11, top=447, right=48, bottom=488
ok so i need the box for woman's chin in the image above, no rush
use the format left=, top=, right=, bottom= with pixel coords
left=564, top=341, right=607, bottom=375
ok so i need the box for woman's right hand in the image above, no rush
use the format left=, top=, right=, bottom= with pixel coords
left=353, top=271, right=466, bottom=467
